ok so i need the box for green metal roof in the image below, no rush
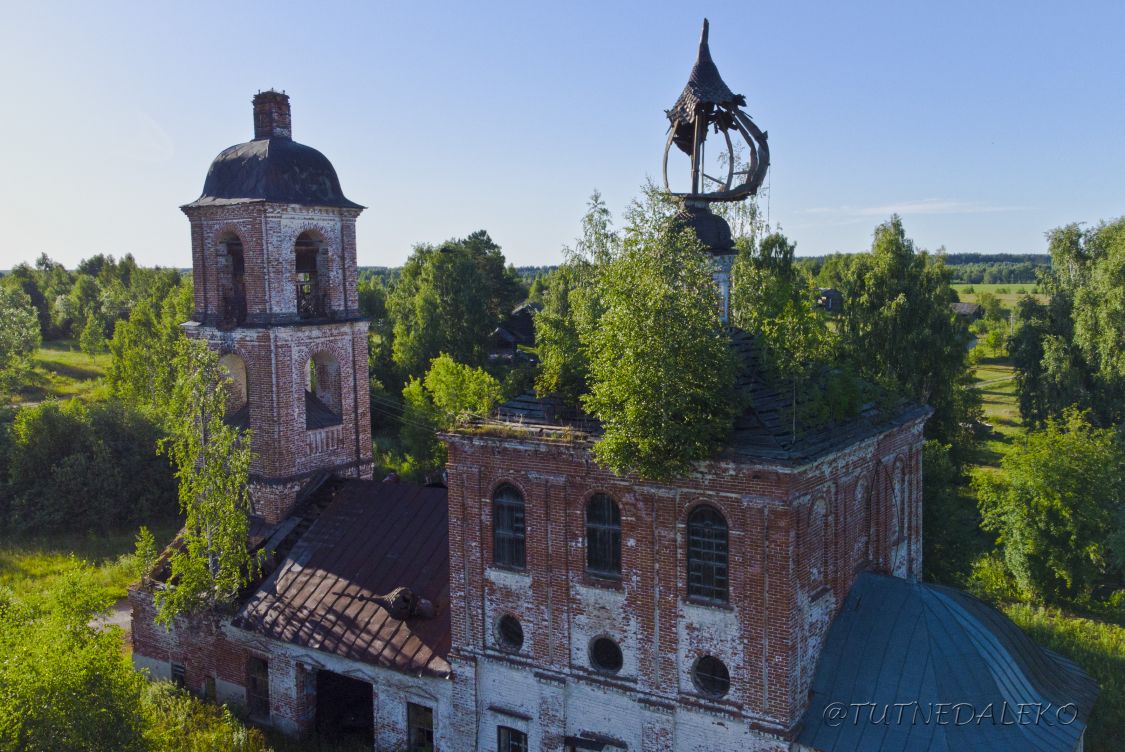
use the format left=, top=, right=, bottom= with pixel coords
left=798, top=573, right=1098, bottom=752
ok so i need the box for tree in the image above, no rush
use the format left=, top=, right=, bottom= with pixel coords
left=975, top=408, right=1125, bottom=602
left=837, top=216, right=975, bottom=445
left=389, top=231, right=525, bottom=381
left=107, top=279, right=193, bottom=418
left=154, top=339, right=257, bottom=625
left=401, top=354, right=503, bottom=472
left=1009, top=218, right=1125, bottom=428
left=582, top=207, right=739, bottom=479
left=0, top=566, right=148, bottom=751
left=731, top=232, right=852, bottom=437
left=534, top=191, right=619, bottom=406
left=3, top=399, right=176, bottom=533
left=0, top=287, right=41, bottom=397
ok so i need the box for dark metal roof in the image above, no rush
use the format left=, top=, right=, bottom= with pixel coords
left=952, top=302, right=984, bottom=317
left=233, top=480, right=452, bottom=678
left=798, top=572, right=1098, bottom=752
left=483, top=329, right=929, bottom=465
left=491, top=301, right=541, bottom=348
left=185, top=137, right=362, bottom=209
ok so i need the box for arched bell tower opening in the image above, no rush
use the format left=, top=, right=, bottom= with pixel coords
left=181, top=90, right=373, bottom=523
left=219, top=353, right=250, bottom=428
left=295, top=232, right=327, bottom=320
left=305, top=351, right=342, bottom=428
left=217, top=233, right=248, bottom=328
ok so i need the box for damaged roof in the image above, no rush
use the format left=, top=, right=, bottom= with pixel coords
left=185, top=137, right=363, bottom=210
left=233, top=480, right=451, bottom=677
left=798, top=573, right=1098, bottom=752
left=483, top=328, right=929, bottom=465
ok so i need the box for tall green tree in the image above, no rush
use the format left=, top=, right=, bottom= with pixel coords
left=837, top=216, right=975, bottom=444
left=0, top=287, right=41, bottom=397
left=153, top=339, right=256, bottom=626
left=975, top=408, right=1125, bottom=602
left=534, top=191, right=618, bottom=406
left=107, top=279, right=193, bottom=418
left=582, top=207, right=739, bottom=479
left=389, top=231, right=524, bottom=381
left=1013, top=217, right=1125, bottom=427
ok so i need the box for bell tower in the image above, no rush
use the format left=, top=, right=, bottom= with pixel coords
left=181, top=91, right=373, bottom=523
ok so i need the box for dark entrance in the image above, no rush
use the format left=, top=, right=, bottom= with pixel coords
left=315, top=670, right=373, bottom=745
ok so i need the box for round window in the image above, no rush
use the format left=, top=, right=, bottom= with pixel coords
left=692, top=655, right=730, bottom=698
left=496, top=614, right=524, bottom=652
left=589, top=636, right=623, bottom=674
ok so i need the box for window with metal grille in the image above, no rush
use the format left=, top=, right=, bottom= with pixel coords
left=687, top=505, right=729, bottom=603
left=493, top=485, right=526, bottom=569
left=585, top=493, right=621, bottom=578
left=692, top=655, right=731, bottom=698
left=498, top=726, right=528, bottom=752
left=407, top=703, right=434, bottom=750
left=170, top=663, right=186, bottom=689
left=247, top=656, right=270, bottom=720
left=589, top=637, right=623, bottom=674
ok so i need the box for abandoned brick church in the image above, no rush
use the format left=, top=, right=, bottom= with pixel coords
left=131, top=25, right=1096, bottom=752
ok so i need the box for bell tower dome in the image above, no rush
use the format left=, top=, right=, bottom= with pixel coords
left=181, top=91, right=373, bottom=523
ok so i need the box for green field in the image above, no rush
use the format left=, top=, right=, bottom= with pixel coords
left=952, top=282, right=1048, bottom=306
left=10, top=338, right=111, bottom=405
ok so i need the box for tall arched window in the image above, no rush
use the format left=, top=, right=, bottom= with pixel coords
left=585, top=493, right=621, bottom=578
left=687, top=505, right=728, bottom=603
left=493, top=484, right=525, bottom=569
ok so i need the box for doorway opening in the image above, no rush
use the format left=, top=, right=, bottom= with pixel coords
left=315, top=670, right=373, bottom=745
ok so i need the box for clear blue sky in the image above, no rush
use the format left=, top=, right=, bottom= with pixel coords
left=1, top=1, right=1122, bottom=269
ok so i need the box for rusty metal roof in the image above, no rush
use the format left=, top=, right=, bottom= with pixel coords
left=233, top=480, right=451, bottom=678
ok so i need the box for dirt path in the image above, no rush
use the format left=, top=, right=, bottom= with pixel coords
left=93, top=596, right=132, bottom=646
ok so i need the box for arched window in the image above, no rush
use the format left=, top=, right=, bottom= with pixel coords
left=218, top=353, right=249, bottom=429
left=493, top=484, right=525, bottom=569
left=217, top=233, right=246, bottom=327
left=295, top=232, right=325, bottom=319
left=687, top=505, right=728, bottom=603
left=585, top=493, right=621, bottom=578
left=305, top=351, right=342, bottom=429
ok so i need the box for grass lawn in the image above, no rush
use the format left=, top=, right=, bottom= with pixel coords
left=0, top=525, right=178, bottom=607
left=10, top=338, right=111, bottom=405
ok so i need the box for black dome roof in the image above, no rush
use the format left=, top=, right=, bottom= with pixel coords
left=186, top=137, right=362, bottom=209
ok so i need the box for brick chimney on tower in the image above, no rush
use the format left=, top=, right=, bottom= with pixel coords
left=253, top=90, right=292, bottom=140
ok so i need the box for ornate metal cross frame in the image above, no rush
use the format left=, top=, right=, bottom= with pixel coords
left=663, top=19, right=770, bottom=203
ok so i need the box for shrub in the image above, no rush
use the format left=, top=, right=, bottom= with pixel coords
left=2, top=399, right=177, bottom=533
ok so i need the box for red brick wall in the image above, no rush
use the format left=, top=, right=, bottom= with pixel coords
left=444, top=416, right=925, bottom=733
left=181, top=203, right=373, bottom=522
